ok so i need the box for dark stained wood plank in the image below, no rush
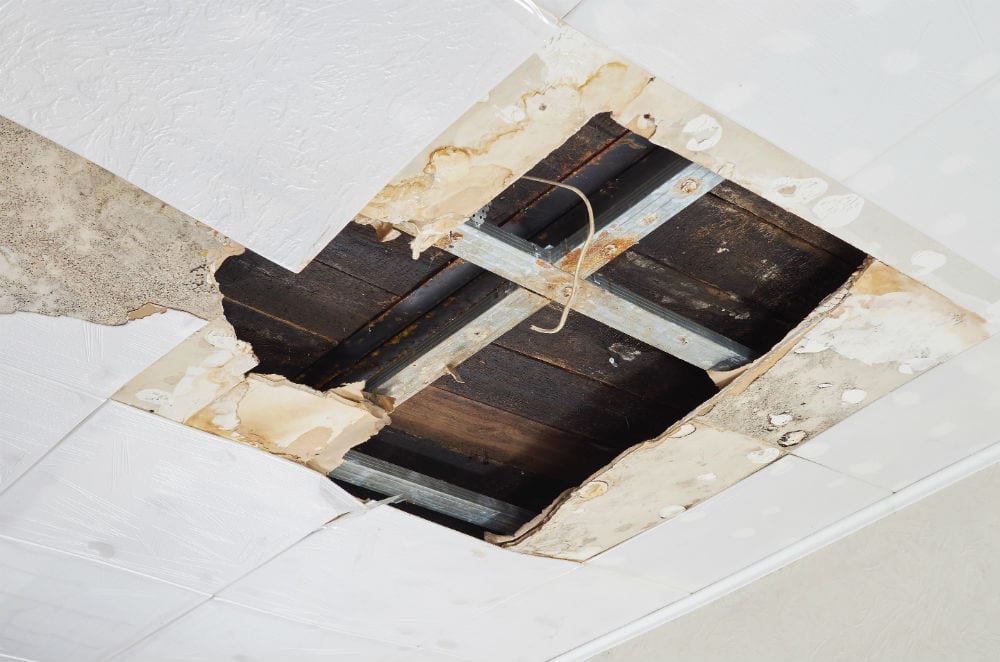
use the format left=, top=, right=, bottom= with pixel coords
left=712, top=180, right=865, bottom=265
left=314, top=222, right=454, bottom=297
left=222, top=299, right=333, bottom=376
left=495, top=306, right=717, bottom=404
left=390, top=386, right=616, bottom=481
left=629, top=193, right=860, bottom=323
left=432, top=344, right=696, bottom=445
left=599, top=251, right=794, bottom=352
left=216, top=250, right=397, bottom=343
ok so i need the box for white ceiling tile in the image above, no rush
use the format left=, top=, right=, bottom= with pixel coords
left=0, top=1, right=554, bottom=271
left=845, top=77, right=1000, bottom=278
left=537, top=0, right=582, bottom=19
left=0, top=366, right=102, bottom=493
left=424, top=565, right=687, bottom=662
left=0, top=402, right=356, bottom=592
left=114, top=600, right=418, bottom=662
left=0, top=535, right=205, bottom=662
left=219, top=506, right=574, bottom=647
left=590, top=456, right=889, bottom=592
left=566, top=0, right=1000, bottom=179
left=0, top=311, right=204, bottom=398
left=795, top=334, right=1000, bottom=491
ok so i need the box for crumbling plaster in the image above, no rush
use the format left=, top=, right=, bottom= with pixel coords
left=0, top=117, right=236, bottom=324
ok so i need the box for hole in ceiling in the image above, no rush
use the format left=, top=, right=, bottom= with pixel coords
left=215, top=113, right=866, bottom=539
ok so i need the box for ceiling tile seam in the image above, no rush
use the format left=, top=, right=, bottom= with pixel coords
left=789, top=453, right=895, bottom=494
left=0, top=361, right=105, bottom=404
left=101, top=594, right=211, bottom=662
left=830, top=68, right=1000, bottom=185
left=0, top=532, right=212, bottom=597
left=0, top=401, right=105, bottom=497
left=549, top=437, right=1000, bottom=661
left=209, top=596, right=450, bottom=656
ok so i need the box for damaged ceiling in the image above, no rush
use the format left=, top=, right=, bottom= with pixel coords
left=2, top=2, right=1000, bottom=661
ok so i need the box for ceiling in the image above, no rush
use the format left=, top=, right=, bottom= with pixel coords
left=1, top=1, right=999, bottom=661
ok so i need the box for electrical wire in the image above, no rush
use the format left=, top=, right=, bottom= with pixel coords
left=521, top=175, right=596, bottom=335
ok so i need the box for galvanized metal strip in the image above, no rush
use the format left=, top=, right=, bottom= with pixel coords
left=371, top=286, right=548, bottom=403
left=331, top=450, right=534, bottom=534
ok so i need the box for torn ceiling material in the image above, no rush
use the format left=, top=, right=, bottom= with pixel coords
left=205, top=116, right=866, bottom=537
left=494, top=260, right=986, bottom=560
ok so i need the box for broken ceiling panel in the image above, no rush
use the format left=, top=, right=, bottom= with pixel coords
left=564, top=1, right=1000, bottom=189
left=495, top=261, right=987, bottom=560
left=206, top=114, right=866, bottom=539
left=0, top=0, right=554, bottom=270
left=362, top=29, right=1000, bottom=322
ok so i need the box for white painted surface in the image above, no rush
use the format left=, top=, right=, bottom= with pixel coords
left=423, top=564, right=687, bottom=662
left=565, top=0, right=1000, bottom=281
left=0, top=401, right=357, bottom=593
left=846, top=78, right=1000, bottom=279
left=0, top=535, right=205, bottom=662
left=0, top=0, right=553, bottom=270
left=0, top=311, right=204, bottom=398
left=219, top=506, right=574, bottom=648
left=796, top=333, right=1000, bottom=491
left=113, top=600, right=431, bottom=662
left=591, top=461, right=1000, bottom=662
left=591, top=456, right=889, bottom=592
left=566, top=1, right=1000, bottom=179
left=0, top=365, right=102, bottom=492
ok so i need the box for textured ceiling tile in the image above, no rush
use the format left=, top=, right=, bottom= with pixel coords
left=0, top=365, right=102, bottom=493
left=113, top=600, right=419, bottom=662
left=590, top=456, right=889, bottom=593
left=219, top=506, right=574, bottom=647
left=0, top=311, right=205, bottom=398
left=424, top=565, right=687, bottom=662
left=845, top=79, right=1000, bottom=280
left=0, top=535, right=205, bottom=662
left=796, top=334, right=1000, bottom=491
left=0, top=401, right=357, bottom=593
left=565, top=0, right=1000, bottom=181
left=0, top=0, right=554, bottom=270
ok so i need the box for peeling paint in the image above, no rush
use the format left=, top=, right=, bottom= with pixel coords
left=115, top=318, right=388, bottom=473
left=490, top=261, right=987, bottom=560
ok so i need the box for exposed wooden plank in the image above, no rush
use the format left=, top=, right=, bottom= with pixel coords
left=630, top=193, right=863, bottom=322
left=314, top=222, right=453, bottom=297
left=216, top=250, right=397, bottom=343
left=431, top=344, right=698, bottom=445
left=495, top=306, right=717, bottom=404
left=712, top=180, right=865, bottom=265
left=598, top=251, right=794, bottom=352
left=390, top=386, right=617, bottom=481
left=221, top=299, right=333, bottom=376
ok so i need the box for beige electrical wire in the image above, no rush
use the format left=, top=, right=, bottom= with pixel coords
left=521, top=175, right=596, bottom=335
